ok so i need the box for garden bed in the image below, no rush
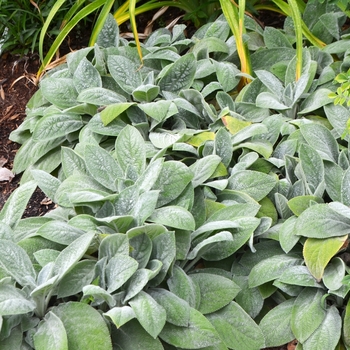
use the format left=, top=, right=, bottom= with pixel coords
left=0, top=3, right=349, bottom=349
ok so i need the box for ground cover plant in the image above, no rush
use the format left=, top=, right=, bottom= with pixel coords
left=2, top=0, right=350, bottom=349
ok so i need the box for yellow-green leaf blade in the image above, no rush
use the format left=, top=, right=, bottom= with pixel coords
left=303, top=235, right=348, bottom=281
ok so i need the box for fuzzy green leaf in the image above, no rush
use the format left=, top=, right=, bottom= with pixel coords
left=191, top=220, right=241, bottom=241
left=34, top=311, right=68, bottom=350
left=148, top=288, right=191, bottom=327
left=259, top=298, right=295, bottom=347
left=53, top=231, right=95, bottom=280
left=299, top=88, right=333, bottom=114
left=61, top=147, right=86, bottom=177
left=12, top=137, right=64, bottom=174
left=114, top=319, right=164, bottom=349
left=107, top=55, right=142, bottom=94
left=115, top=125, right=146, bottom=179
left=324, top=161, right=343, bottom=202
left=190, top=273, right=240, bottom=314
left=135, top=158, right=164, bottom=194
left=299, top=143, right=325, bottom=194
left=123, top=268, right=161, bottom=302
left=167, top=265, right=200, bottom=309
left=0, top=239, right=36, bottom=287
left=153, top=161, right=194, bottom=207
left=57, top=260, right=96, bottom=298
left=187, top=231, right=234, bottom=260
left=149, top=231, right=176, bottom=286
left=190, top=155, right=222, bottom=188
left=106, top=254, right=139, bottom=293
left=40, top=78, right=78, bottom=109
left=85, top=144, right=122, bottom=191
left=96, top=13, right=119, bottom=48
left=128, top=233, right=153, bottom=269
left=132, top=84, right=160, bottom=102
left=0, top=180, right=37, bottom=229
left=52, top=302, right=112, bottom=350
left=100, top=102, right=135, bottom=125
left=264, top=26, right=293, bottom=49
left=303, top=235, right=347, bottom=281
left=290, top=288, right=326, bottom=343
left=138, top=100, right=178, bottom=122
left=36, top=221, right=84, bottom=245
left=0, top=284, right=36, bottom=315
left=296, top=203, right=350, bottom=238
left=214, top=127, right=233, bottom=168
left=323, top=257, right=346, bottom=291
left=129, top=291, right=166, bottom=338
left=104, top=306, right=136, bottom=329
left=303, top=305, right=341, bottom=350
left=33, top=113, right=83, bottom=141
left=73, top=57, right=102, bottom=93
left=256, top=92, right=289, bottom=110
left=201, top=217, right=260, bottom=260
left=344, top=301, right=350, bottom=348
left=77, top=87, right=126, bottom=105
left=158, top=53, right=196, bottom=93
left=159, top=307, right=221, bottom=348
left=99, top=233, right=130, bottom=260
left=277, top=265, right=321, bottom=288
left=148, top=206, right=195, bottom=231
left=31, top=169, right=61, bottom=201
left=249, top=255, right=303, bottom=288
left=82, top=285, right=115, bottom=307
left=227, top=170, right=277, bottom=201
left=288, top=195, right=324, bottom=218
left=341, top=167, right=350, bottom=206
left=206, top=301, right=265, bottom=350
left=215, top=61, right=240, bottom=92
left=300, top=123, right=338, bottom=162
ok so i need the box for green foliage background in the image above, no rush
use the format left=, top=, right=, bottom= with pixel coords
left=2, top=0, right=350, bottom=349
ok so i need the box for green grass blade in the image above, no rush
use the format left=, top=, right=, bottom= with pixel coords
left=220, top=0, right=251, bottom=87
left=39, top=0, right=67, bottom=63
left=60, top=0, right=87, bottom=29
left=38, top=0, right=105, bottom=77
left=115, top=1, right=187, bottom=25
left=288, top=0, right=303, bottom=80
left=88, top=0, right=116, bottom=46
left=114, top=0, right=132, bottom=19
left=129, top=0, right=143, bottom=63
left=267, top=0, right=325, bottom=48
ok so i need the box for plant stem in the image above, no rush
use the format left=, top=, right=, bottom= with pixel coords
left=220, top=0, right=252, bottom=88
left=288, top=0, right=303, bottom=81
left=260, top=0, right=325, bottom=48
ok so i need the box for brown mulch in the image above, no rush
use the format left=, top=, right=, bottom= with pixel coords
left=0, top=53, right=56, bottom=217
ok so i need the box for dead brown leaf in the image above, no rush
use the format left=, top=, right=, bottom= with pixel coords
left=0, top=156, right=7, bottom=167
left=287, top=339, right=298, bottom=350
left=40, top=197, right=53, bottom=205
left=0, top=167, right=14, bottom=182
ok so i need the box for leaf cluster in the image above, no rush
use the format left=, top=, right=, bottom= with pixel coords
left=3, top=7, right=350, bottom=349
left=0, top=0, right=83, bottom=55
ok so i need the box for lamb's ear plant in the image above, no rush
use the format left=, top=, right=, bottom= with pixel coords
left=11, top=14, right=243, bottom=182
left=4, top=9, right=350, bottom=349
